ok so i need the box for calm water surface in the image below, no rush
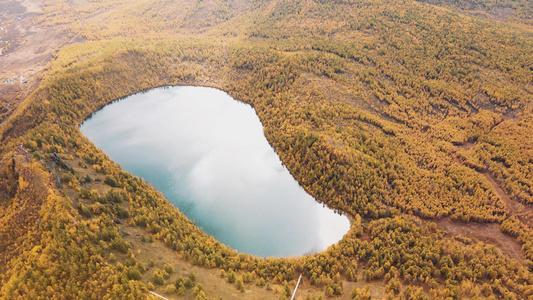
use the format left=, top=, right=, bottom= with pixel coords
left=80, top=86, right=350, bottom=257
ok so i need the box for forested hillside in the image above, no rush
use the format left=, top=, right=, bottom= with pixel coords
left=0, top=0, right=532, bottom=299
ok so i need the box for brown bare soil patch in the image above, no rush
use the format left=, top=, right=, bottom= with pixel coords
left=0, top=0, right=73, bottom=125
left=458, top=141, right=475, bottom=151
left=436, top=218, right=524, bottom=263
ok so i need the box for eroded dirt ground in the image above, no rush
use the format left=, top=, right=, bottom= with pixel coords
left=0, top=0, right=74, bottom=125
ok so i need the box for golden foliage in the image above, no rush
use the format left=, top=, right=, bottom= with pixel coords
left=0, top=0, right=532, bottom=298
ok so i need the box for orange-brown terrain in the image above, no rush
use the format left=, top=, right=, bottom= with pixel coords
left=0, top=0, right=532, bottom=299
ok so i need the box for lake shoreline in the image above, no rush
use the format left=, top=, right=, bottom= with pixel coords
left=81, top=86, right=350, bottom=258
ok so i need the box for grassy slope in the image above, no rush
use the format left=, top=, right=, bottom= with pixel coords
left=0, top=0, right=532, bottom=299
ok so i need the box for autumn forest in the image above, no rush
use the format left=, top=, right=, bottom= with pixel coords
left=0, top=0, right=532, bottom=299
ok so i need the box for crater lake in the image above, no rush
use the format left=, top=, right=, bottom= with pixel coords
left=80, top=86, right=350, bottom=257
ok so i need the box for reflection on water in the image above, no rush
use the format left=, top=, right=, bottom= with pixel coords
left=80, top=86, right=350, bottom=257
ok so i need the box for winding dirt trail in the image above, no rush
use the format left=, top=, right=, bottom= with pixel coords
left=483, top=172, right=533, bottom=228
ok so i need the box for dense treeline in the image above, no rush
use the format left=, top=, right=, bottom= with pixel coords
left=0, top=156, right=147, bottom=298
left=1, top=0, right=532, bottom=298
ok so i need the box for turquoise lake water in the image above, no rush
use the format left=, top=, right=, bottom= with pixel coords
left=80, top=86, right=350, bottom=257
